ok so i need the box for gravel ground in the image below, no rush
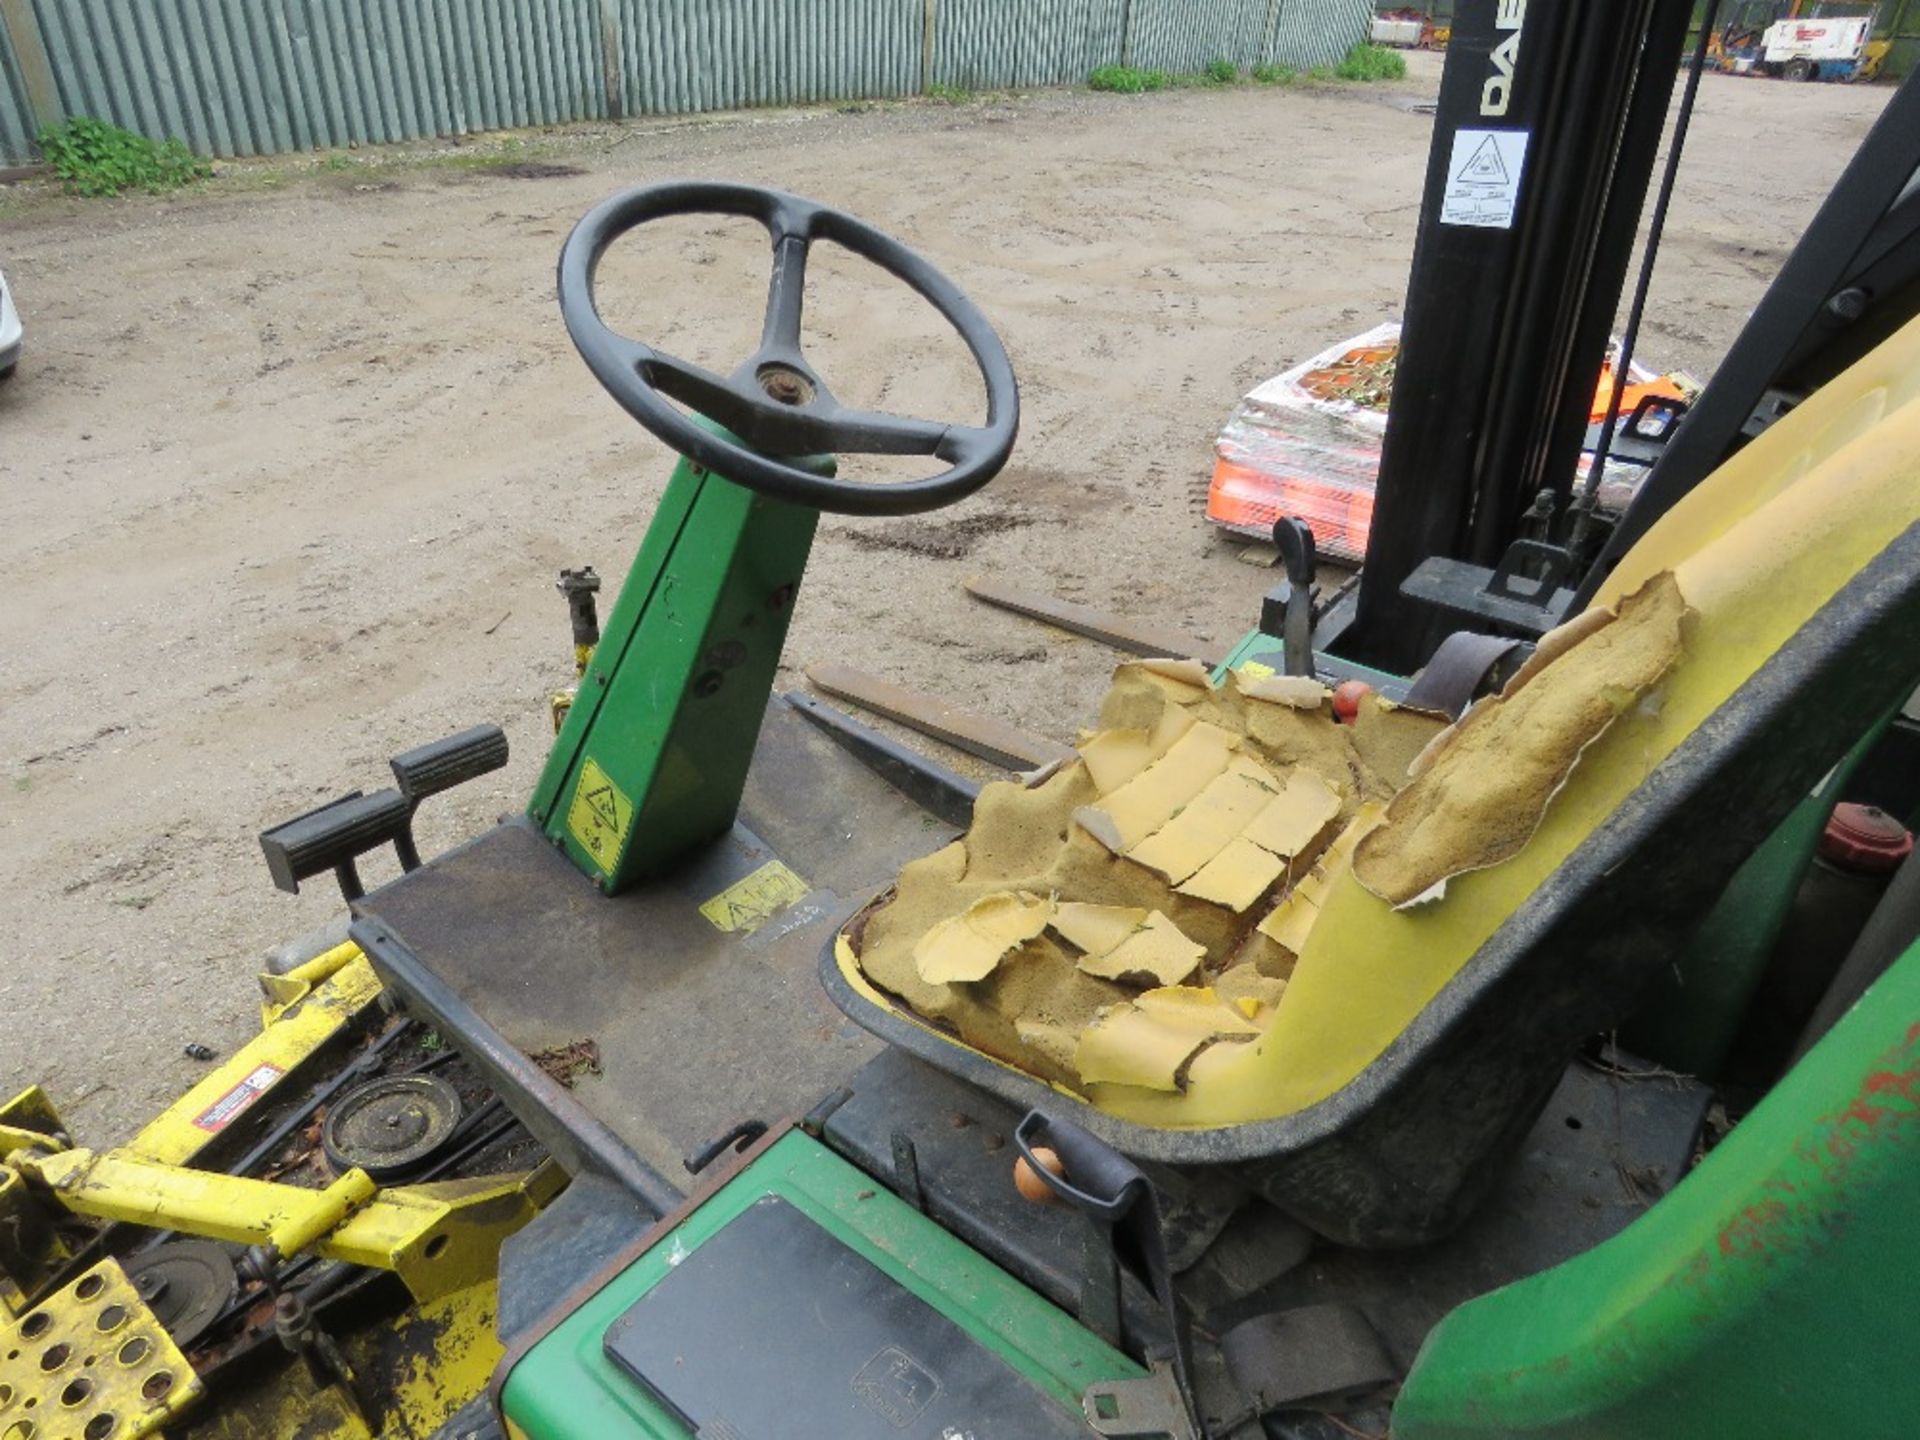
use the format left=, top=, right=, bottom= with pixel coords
left=0, top=54, right=1893, bottom=1139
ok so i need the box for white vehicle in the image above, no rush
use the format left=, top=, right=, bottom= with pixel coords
left=0, top=269, right=20, bottom=380
left=1763, top=16, right=1873, bottom=78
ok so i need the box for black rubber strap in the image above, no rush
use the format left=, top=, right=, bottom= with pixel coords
left=1219, top=1303, right=1396, bottom=1414
left=1403, top=631, right=1525, bottom=719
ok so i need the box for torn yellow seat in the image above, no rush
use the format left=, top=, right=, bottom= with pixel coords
left=1112, top=309, right=1920, bottom=1129
left=837, top=311, right=1920, bottom=1161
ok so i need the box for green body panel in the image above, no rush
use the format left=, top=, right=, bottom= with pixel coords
left=500, top=1130, right=1143, bottom=1437
left=1395, top=937, right=1920, bottom=1440
left=1622, top=715, right=1890, bottom=1077
left=528, top=443, right=828, bottom=894
left=1215, top=628, right=1405, bottom=689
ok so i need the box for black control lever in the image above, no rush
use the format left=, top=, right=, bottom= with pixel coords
left=390, top=725, right=510, bottom=810
left=260, top=725, right=509, bottom=901
left=388, top=724, right=511, bottom=869
left=1259, top=517, right=1318, bottom=679
left=1014, top=1111, right=1204, bottom=1439
left=260, top=790, right=412, bottom=902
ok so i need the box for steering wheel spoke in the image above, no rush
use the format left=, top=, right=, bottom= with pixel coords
left=642, top=349, right=763, bottom=438
left=759, top=234, right=812, bottom=356
left=936, top=423, right=999, bottom=465
left=821, top=406, right=950, bottom=457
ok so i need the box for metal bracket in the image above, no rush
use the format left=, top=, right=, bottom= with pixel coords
left=1083, top=1365, right=1199, bottom=1440
left=1399, top=549, right=1577, bottom=636
left=683, top=1120, right=769, bottom=1176
left=1486, top=538, right=1574, bottom=606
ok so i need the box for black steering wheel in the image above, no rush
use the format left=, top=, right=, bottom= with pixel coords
left=558, top=181, right=1019, bottom=517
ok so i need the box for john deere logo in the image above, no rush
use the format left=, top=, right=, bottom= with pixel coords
left=851, top=1345, right=941, bottom=1426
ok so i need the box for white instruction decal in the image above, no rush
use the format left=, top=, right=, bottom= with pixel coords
left=1440, top=128, right=1529, bottom=229
left=192, top=1062, right=284, bottom=1133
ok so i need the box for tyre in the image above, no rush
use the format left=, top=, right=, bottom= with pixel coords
left=1785, top=57, right=1814, bottom=81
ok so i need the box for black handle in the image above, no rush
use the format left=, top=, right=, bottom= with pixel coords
left=389, top=725, right=509, bottom=807
left=260, top=790, right=411, bottom=900
left=1014, top=1111, right=1147, bottom=1223
left=1270, top=517, right=1318, bottom=679
left=1014, top=1111, right=1206, bottom=1436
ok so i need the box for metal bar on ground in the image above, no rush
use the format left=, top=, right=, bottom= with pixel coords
left=805, top=662, right=1075, bottom=772
left=963, top=577, right=1231, bottom=669
left=781, top=693, right=980, bottom=829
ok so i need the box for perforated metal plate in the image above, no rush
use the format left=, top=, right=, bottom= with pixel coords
left=0, top=1257, right=205, bottom=1440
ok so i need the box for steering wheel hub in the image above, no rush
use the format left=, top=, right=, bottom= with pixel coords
left=757, top=363, right=815, bottom=407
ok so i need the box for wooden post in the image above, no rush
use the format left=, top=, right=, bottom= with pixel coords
left=922, top=0, right=936, bottom=92
left=0, top=0, right=62, bottom=135
left=600, top=0, right=623, bottom=121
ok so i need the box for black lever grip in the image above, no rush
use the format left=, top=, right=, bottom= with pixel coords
left=389, top=725, right=509, bottom=807
left=260, top=789, right=412, bottom=899
left=1015, top=1110, right=1204, bottom=1436
left=1269, top=516, right=1318, bottom=679
left=1013, top=1111, right=1146, bottom=1222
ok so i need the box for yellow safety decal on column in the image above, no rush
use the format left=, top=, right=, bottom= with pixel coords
left=567, top=757, right=634, bottom=873
left=699, top=860, right=811, bottom=934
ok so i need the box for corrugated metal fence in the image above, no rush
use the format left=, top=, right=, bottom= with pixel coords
left=0, top=0, right=1371, bottom=165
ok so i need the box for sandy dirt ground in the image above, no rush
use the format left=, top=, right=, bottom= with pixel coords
left=0, top=55, right=1893, bottom=1139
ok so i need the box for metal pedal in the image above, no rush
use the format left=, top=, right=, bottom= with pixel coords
left=0, top=1255, right=206, bottom=1439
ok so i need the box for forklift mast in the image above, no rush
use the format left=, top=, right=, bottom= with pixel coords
left=1336, top=0, right=1920, bottom=675
left=1334, top=0, right=1695, bottom=673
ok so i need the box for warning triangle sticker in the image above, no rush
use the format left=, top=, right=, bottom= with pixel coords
left=583, top=783, right=618, bottom=829
left=1458, top=134, right=1508, bottom=185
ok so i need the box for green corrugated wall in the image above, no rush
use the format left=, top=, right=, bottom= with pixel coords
left=0, top=0, right=1372, bottom=165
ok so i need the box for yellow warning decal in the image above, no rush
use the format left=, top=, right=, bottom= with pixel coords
left=1234, top=660, right=1277, bottom=683
left=700, top=860, right=811, bottom=935
left=567, top=757, right=634, bottom=874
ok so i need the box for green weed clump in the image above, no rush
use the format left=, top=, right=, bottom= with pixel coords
left=1334, top=42, right=1408, bottom=82
left=926, top=82, right=977, bottom=103
left=37, top=116, right=210, bottom=196
left=1088, top=50, right=1389, bottom=94
left=1089, top=64, right=1172, bottom=93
